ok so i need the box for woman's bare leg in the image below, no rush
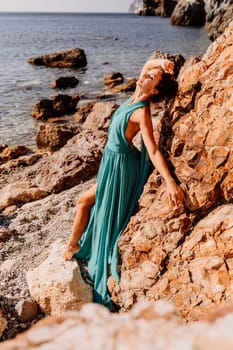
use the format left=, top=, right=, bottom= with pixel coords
left=63, top=184, right=97, bottom=260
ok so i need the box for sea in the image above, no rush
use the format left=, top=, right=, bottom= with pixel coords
left=0, top=12, right=210, bottom=147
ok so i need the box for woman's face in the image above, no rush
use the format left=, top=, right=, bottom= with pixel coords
left=137, top=68, right=163, bottom=95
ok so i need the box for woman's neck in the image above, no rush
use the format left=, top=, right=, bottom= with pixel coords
left=130, top=87, right=152, bottom=103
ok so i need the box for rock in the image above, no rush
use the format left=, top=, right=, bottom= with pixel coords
left=0, top=259, right=18, bottom=273
left=0, top=228, right=16, bottom=243
left=15, top=300, right=38, bottom=322
left=111, top=21, right=233, bottom=315
left=147, top=204, right=233, bottom=321
left=26, top=241, right=93, bottom=316
left=104, top=72, right=124, bottom=87
left=36, top=123, right=81, bottom=153
left=31, top=94, right=80, bottom=120
left=112, top=79, right=137, bottom=92
left=0, top=145, right=31, bottom=164
left=0, top=295, right=43, bottom=342
left=170, top=0, right=206, bottom=26
left=205, top=0, right=233, bottom=41
left=0, top=182, right=48, bottom=210
left=170, top=21, right=233, bottom=209
left=0, top=178, right=95, bottom=302
left=0, top=154, right=42, bottom=169
left=28, top=48, right=87, bottom=68
left=3, top=300, right=233, bottom=350
left=83, top=101, right=119, bottom=131
left=2, top=205, right=18, bottom=215
left=0, top=311, right=7, bottom=338
left=129, top=0, right=143, bottom=14
left=39, top=131, right=107, bottom=193
left=72, top=102, right=95, bottom=123
left=51, top=76, right=79, bottom=89
left=0, top=144, right=7, bottom=153
left=142, top=0, right=178, bottom=17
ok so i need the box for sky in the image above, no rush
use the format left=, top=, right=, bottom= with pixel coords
left=0, top=0, right=134, bottom=13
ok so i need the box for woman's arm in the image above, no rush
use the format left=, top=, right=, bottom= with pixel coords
left=139, top=58, right=174, bottom=79
left=138, top=107, right=184, bottom=207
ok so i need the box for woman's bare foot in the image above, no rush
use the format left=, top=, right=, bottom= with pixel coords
left=63, top=243, right=80, bottom=261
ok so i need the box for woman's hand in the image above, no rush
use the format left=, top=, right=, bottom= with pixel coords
left=166, top=179, right=185, bottom=207
left=162, top=60, right=174, bottom=75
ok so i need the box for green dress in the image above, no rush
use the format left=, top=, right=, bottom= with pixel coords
left=75, top=98, right=151, bottom=308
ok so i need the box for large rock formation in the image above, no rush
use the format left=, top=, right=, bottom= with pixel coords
left=170, top=0, right=206, bottom=26
left=205, top=0, right=233, bottom=40
left=111, top=21, right=233, bottom=319
left=142, top=0, right=178, bottom=17
left=141, top=0, right=233, bottom=41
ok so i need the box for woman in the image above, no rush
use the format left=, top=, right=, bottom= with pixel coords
left=64, top=58, right=184, bottom=308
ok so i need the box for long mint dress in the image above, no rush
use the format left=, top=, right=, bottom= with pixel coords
left=75, top=98, right=151, bottom=308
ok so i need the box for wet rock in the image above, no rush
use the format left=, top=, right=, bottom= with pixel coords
left=28, top=48, right=87, bottom=68
left=170, top=0, right=206, bottom=26
left=51, top=76, right=79, bottom=89
left=31, top=94, right=80, bottom=120
left=39, top=131, right=107, bottom=193
left=26, top=241, right=93, bottom=316
left=0, top=182, right=48, bottom=210
left=36, top=123, right=81, bottom=153
left=83, top=101, right=119, bottom=131
left=112, top=79, right=137, bottom=92
left=104, top=72, right=124, bottom=87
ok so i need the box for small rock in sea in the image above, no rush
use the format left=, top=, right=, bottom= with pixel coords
left=51, top=76, right=79, bottom=89
left=28, top=48, right=87, bottom=69
left=104, top=72, right=124, bottom=87
left=102, top=61, right=110, bottom=65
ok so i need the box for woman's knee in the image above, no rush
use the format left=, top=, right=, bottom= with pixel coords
left=77, top=186, right=96, bottom=209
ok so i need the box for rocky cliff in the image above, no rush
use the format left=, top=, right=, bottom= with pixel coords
left=111, top=20, right=233, bottom=320
left=128, top=0, right=143, bottom=14
left=140, top=0, right=233, bottom=40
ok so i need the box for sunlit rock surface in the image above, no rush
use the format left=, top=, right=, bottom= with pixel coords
left=111, top=21, right=233, bottom=318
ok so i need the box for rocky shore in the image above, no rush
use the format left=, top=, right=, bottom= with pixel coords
left=0, top=20, right=233, bottom=348
left=131, top=0, right=233, bottom=41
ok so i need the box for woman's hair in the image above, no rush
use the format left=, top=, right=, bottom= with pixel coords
left=152, top=69, right=178, bottom=101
